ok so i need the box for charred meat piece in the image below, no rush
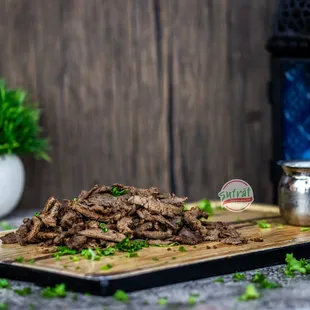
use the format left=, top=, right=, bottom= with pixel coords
left=40, top=198, right=61, bottom=227
left=26, top=216, right=43, bottom=243
left=184, top=207, right=208, bottom=235
left=70, top=202, right=108, bottom=221
left=129, top=196, right=182, bottom=217
left=36, top=232, right=59, bottom=239
left=78, top=185, right=99, bottom=201
left=60, top=210, right=83, bottom=228
left=135, top=229, right=173, bottom=240
left=174, top=227, right=202, bottom=245
left=117, top=217, right=133, bottom=236
left=65, top=235, right=88, bottom=250
left=0, top=232, right=17, bottom=244
left=42, top=197, right=58, bottom=214
left=78, top=229, right=126, bottom=243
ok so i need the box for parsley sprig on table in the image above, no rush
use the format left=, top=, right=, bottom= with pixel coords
left=0, top=279, right=10, bottom=288
left=158, top=297, right=168, bottom=305
left=257, top=220, right=271, bottom=229
left=188, top=293, right=200, bottom=305
left=251, top=272, right=281, bottom=289
left=41, top=283, right=66, bottom=298
left=113, top=289, right=129, bottom=302
left=285, top=253, right=310, bottom=277
left=14, top=287, right=32, bottom=296
left=300, top=227, right=310, bottom=232
left=233, top=272, right=245, bottom=281
left=238, top=284, right=260, bottom=301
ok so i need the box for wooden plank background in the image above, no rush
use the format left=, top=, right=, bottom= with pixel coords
left=0, top=0, right=277, bottom=210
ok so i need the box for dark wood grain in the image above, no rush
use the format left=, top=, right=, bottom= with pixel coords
left=0, top=0, right=277, bottom=209
left=160, top=0, right=277, bottom=202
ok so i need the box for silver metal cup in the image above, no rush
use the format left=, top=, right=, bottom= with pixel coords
left=278, top=160, right=310, bottom=226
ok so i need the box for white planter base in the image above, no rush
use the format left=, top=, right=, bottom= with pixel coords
left=0, top=155, right=25, bottom=218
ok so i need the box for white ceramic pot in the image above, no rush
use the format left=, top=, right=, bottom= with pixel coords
left=0, top=154, right=25, bottom=218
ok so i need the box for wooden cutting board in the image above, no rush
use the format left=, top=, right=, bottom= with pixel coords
left=1, top=202, right=310, bottom=296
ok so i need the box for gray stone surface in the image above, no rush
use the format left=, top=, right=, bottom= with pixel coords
left=1, top=214, right=310, bottom=310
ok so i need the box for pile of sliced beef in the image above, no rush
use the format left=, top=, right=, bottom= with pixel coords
left=0, top=184, right=247, bottom=250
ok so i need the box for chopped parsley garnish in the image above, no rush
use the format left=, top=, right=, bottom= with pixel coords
left=54, top=246, right=78, bottom=260
left=158, top=297, right=168, bottom=305
left=251, top=272, right=281, bottom=289
left=285, top=253, right=310, bottom=277
left=300, top=227, right=310, bottom=232
left=96, top=246, right=116, bottom=257
left=113, top=289, right=129, bottom=302
left=257, top=220, right=271, bottom=229
left=0, top=303, right=8, bottom=310
left=233, top=272, right=245, bottom=281
left=238, top=284, right=260, bottom=301
left=14, top=287, right=32, bottom=296
left=73, top=198, right=77, bottom=202
left=172, top=257, right=176, bottom=260
left=70, top=256, right=80, bottom=262
left=215, top=277, right=224, bottom=283
left=81, top=248, right=99, bottom=261
left=101, top=264, right=113, bottom=270
left=193, top=245, right=197, bottom=248
left=277, top=224, right=284, bottom=228
left=26, top=259, right=35, bottom=264
left=168, top=242, right=179, bottom=246
left=0, top=279, right=10, bottom=288
left=188, top=293, right=199, bottom=305
left=152, top=257, right=159, bottom=261
left=116, top=237, right=148, bottom=253
left=235, top=217, right=242, bottom=222
left=111, top=186, right=129, bottom=197
left=179, top=246, right=187, bottom=252
left=34, top=212, right=40, bottom=217
left=41, top=283, right=67, bottom=298
left=15, top=256, right=24, bottom=263
left=99, top=223, right=108, bottom=232
left=215, top=206, right=224, bottom=211
left=126, top=252, right=138, bottom=258
left=198, top=198, right=213, bottom=216
left=0, top=221, right=15, bottom=230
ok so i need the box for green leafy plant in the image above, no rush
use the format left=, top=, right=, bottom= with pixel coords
left=0, top=80, right=50, bottom=160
